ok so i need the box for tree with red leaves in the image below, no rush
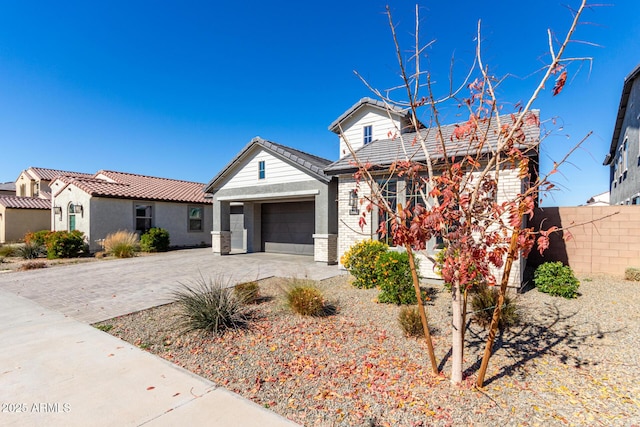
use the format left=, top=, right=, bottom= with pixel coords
left=341, top=1, right=591, bottom=386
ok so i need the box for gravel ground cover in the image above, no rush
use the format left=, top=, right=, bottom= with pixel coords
left=96, top=274, right=640, bottom=426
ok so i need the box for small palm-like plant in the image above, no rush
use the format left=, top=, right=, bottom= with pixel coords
left=17, top=242, right=44, bottom=260
left=103, top=230, right=139, bottom=258
left=172, top=276, right=251, bottom=334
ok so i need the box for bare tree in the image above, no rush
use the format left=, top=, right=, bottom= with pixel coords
left=341, top=1, right=592, bottom=385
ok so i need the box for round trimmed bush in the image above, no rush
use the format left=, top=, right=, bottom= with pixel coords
left=533, top=261, right=580, bottom=298
left=140, top=228, right=170, bottom=252
left=341, top=240, right=388, bottom=289
left=375, top=250, right=419, bottom=305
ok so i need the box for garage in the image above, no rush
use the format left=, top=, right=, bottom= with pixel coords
left=261, top=201, right=314, bottom=255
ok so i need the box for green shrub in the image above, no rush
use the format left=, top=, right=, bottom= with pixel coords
left=25, top=230, right=51, bottom=247
left=44, top=230, right=87, bottom=259
left=17, top=242, right=45, bottom=259
left=341, top=239, right=388, bottom=289
left=375, top=250, right=419, bottom=305
left=140, top=228, right=170, bottom=252
left=533, top=261, right=580, bottom=298
left=0, top=245, right=17, bottom=257
left=470, top=284, right=519, bottom=331
left=284, top=280, right=329, bottom=316
left=104, top=230, right=139, bottom=258
left=624, top=267, right=640, bottom=281
left=172, top=276, right=251, bottom=334
left=398, top=306, right=424, bottom=337
left=234, top=281, right=260, bottom=304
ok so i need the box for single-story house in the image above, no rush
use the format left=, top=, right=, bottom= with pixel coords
left=204, top=138, right=338, bottom=264
left=206, top=98, right=539, bottom=286
left=51, top=170, right=213, bottom=252
left=0, top=196, right=51, bottom=243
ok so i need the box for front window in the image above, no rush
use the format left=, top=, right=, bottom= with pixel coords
left=68, top=203, right=76, bottom=231
left=258, top=160, right=266, bottom=180
left=135, top=204, right=153, bottom=234
left=377, top=179, right=397, bottom=245
left=188, top=206, right=203, bottom=231
left=364, top=125, right=373, bottom=145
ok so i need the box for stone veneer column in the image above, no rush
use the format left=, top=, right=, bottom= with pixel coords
left=211, top=231, right=231, bottom=255
left=211, top=200, right=231, bottom=255
left=312, top=234, right=338, bottom=265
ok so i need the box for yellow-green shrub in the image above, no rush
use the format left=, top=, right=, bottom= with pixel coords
left=341, top=240, right=388, bottom=289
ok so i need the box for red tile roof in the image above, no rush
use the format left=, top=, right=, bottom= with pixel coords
left=25, top=167, right=93, bottom=181
left=54, top=171, right=211, bottom=204
left=0, top=196, right=51, bottom=209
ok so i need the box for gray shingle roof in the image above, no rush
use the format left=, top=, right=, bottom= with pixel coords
left=0, top=182, right=16, bottom=192
left=324, top=112, right=540, bottom=175
left=204, top=137, right=333, bottom=193
left=328, top=97, right=409, bottom=134
left=0, top=196, right=51, bottom=209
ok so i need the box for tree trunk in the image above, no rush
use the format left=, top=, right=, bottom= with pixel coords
left=451, top=281, right=464, bottom=384
left=475, top=230, right=520, bottom=387
left=405, top=245, right=439, bottom=374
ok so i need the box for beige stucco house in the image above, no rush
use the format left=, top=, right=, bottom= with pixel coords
left=0, top=197, right=51, bottom=243
left=51, top=170, right=213, bottom=252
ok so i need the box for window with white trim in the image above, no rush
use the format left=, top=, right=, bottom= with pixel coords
left=363, top=125, right=373, bottom=145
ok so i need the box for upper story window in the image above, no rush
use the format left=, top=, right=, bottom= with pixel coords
left=363, top=125, right=373, bottom=145
left=258, top=160, right=266, bottom=180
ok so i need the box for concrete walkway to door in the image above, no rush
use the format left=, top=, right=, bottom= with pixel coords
left=0, top=249, right=344, bottom=324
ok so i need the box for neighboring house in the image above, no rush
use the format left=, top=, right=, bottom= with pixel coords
left=583, top=191, right=610, bottom=206
left=0, top=197, right=51, bottom=243
left=15, top=167, right=93, bottom=199
left=0, top=182, right=16, bottom=197
left=51, top=170, right=213, bottom=252
left=0, top=167, right=91, bottom=244
left=604, top=63, right=640, bottom=205
left=324, top=98, right=539, bottom=283
left=204, top=138, right=337, bottom=264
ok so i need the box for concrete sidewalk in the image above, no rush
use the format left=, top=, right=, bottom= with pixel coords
left=0, top=288, right=300, bottom=427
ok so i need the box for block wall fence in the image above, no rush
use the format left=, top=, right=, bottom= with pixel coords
left=528, top=206, right=640, bottom=276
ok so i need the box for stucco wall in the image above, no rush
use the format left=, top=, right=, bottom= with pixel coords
left=0, top=206, right=50, bottom=243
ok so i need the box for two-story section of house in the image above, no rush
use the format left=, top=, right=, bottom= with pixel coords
left=604, top=63, right=640, bottom=205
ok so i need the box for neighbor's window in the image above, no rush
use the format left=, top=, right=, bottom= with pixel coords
left=135, top=204, right=153, bottom=234
left=188, top=206, right=203, bottom=231
left=363, top=125, right=373, bottom=145
left=68, top=203, right=76, bottom=231
left=258, top=160, right=266, bottom=180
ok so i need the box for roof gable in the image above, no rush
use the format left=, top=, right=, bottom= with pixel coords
left=328, top=97, right=409, bottom=134
left=204, top=137, right=333, bottom=193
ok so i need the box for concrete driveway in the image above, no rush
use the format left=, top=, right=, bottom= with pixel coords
left=0, top=249, right=344, bottom=323
left=0, top=249, right=343, bottom=426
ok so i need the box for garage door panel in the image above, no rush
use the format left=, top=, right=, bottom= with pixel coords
left=261, top=202, right=314, bottom=254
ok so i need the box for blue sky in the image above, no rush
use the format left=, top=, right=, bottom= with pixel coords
left=0, top=1, right=638, bottom=206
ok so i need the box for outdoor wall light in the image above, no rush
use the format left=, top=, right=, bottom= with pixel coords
left=53, top=206, right=62, bottom=215
left=74, top=204, right=83, bottom=215
left=349, top=190, right=359, bottom=215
